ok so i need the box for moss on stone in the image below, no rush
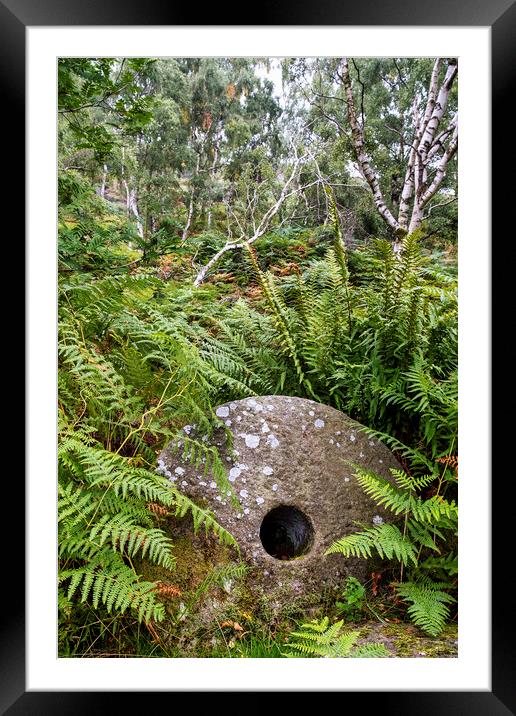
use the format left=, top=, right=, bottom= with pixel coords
left=357, top=621, right=458, bottom=658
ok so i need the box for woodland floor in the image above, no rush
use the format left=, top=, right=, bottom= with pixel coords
left=356, top=621, right=458, bottom=658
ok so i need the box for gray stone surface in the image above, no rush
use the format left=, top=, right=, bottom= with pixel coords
left=158, top=395, right=401, bottom=600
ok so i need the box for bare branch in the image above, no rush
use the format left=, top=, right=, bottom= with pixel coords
left=417, top=125, right=458, bottom=211
left=423, top=194, right=457, bottom=218
left=193, top=150, right=316, bottom=286
left=393, top=59, right=408, bottom=88
left=303, top=86, right=347, bottom=135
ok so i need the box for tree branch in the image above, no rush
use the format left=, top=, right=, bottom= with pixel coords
left=193, top=151, right=316, bottom=286
left=417, top=125, right=458, bottom=211
left=341, top=57, right=401, bottom=234
left=423, top=194, right=457, bottom=218
left=417, top=59, right=458, bottom=164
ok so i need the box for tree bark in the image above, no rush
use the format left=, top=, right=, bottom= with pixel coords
left=182, top=189, right=195, bottom=243
left=407, top=61, right=458, bottom=234
left=341, top=58, right=401, bottom=235
left=181, top=152, right=201, bottom=243
left=123, top=180, right=144, bottom=238
left=398, top=118, right=419, bottom=230
left=417, top=59, right=457, bottom=165
left=341, top=57, right=458, bottom=245
left=98, top=164, right=108, bottom=198
left=206, top=143, right=219, bottom=230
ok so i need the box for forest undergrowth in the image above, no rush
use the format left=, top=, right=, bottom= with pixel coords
left=57, top=57, right=458, bottom=658
left=58, top=178, right=458, bottom=657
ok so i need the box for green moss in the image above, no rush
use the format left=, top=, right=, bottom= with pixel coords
left=135, top=513, right=237, bottom=615
left=135, top=511, right=458, bottom=659
left=358, top=621, right=458, bottom=658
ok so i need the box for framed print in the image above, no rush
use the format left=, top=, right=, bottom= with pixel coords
left=4, top=0, right=512, bottom=711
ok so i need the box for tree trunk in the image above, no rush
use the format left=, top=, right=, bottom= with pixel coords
left=123, top=180, right=144, bottom=239
left=182, top=189, right=195, bottom=243
left=182, top=151, right=202, bottom=243
left=341, top=57, right=458, bottom=247
left=98, top=164, right=108, bottom=198
left=341, top=58, right=401, bottom=235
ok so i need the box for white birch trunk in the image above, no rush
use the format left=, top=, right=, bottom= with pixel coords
left=98, top=164, right=108, bottom=198
left=182, top=190, right=195, bottom=243
left=421, top=59, right=441, bottom=131
left=341, top=57, right=458, bottom=243
left=342, top=58, right=401, bottom=234
left=398, top=101, right=421, bottom=231
left=427, top=113, right=457, bottom=161
left=417, top=125, right=458, bottom=210
left=417, top=60, right=458, bottom=164
left=193, top=243, right=236, bottom=286
left=206, top=144, right=219, bottom=230
left=182, top=153, right=201, bottom=243
left=123, top=180, right=144, bottom=239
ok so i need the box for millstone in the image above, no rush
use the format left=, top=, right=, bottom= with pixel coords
left=158, top=395, right=401, bottom=601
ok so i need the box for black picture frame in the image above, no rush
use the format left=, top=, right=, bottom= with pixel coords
left=6, top=0, right=511, bottom=711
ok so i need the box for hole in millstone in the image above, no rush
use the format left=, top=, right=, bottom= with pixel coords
left=259, top=505, right=314, bottom=560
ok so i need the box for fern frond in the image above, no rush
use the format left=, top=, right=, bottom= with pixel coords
left=59, top=549, right=165, bottom=623
left=88, top=513, right=175, bottom=569
left=326, top=523, right=418, bottom=566
left=395, top=578, right=456, bottom=636
left=350, top=465, right=458, bottom=524
left=171, top=490, right=238, bottom=548
left=245, top=245, right=316, bottom=396
left=283, top=618, right=388, bottom=658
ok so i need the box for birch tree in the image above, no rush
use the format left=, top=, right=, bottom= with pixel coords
left=193, top=148, right=318, bottom=286
left=340, top=57, right=458, bottom=249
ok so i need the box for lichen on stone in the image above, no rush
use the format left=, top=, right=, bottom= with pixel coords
left=229, top=467, right=241, bottom=482
left=266, top=434, right=279, bottom=448
left=157, top=394, right=402, bottom=606
left=244, top=434, right=260, bottom=448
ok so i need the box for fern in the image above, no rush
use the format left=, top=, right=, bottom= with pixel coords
left=324, top=183, right=353, bottom=330
left=58, top=271, right=244, bottom=643
left=326, top=523, right=419, bottom=566
left=245, top=244, right=316, bottom=396
left=58, top=187, right=457, bottom=650
left=350, top=466, right=458, bottom=524
left=283, top=617, right=390, bottom=658
left=395, top=577, right=456, bottom=637
left=59, top=549, right=166, bottom=624
left=326, top=455, right=457, bottom=636
left=189, top=562, right=248, bottom=607
left=201, top=231, right=457, bottom=463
